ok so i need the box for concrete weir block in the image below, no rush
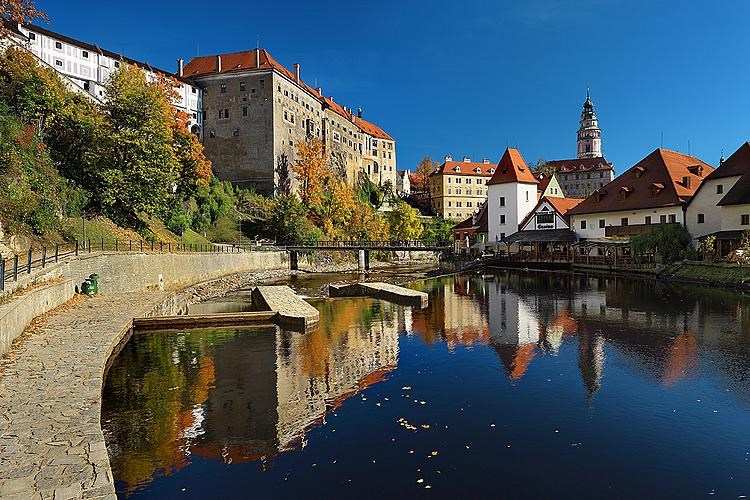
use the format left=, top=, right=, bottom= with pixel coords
left=251, top=286, right=319, bottom=331
left=329, top=282, right=429, bottom=308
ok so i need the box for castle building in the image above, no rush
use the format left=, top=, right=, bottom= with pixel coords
left=428, top=155, right=495, bottom=220
left=6, top=22, right=201, bottom=131
left=183, top=49, right=396, bottom=195
left=548, top=92, right=615, bottom=198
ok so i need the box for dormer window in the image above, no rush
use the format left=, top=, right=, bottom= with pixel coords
left=594, top=189, right=607, bottom=202
left=682, top=176, right=691, bottom=188
left=634, top=165, right=646, bottom=178
left=618, top=186, right=632, bottom=200
left=488, top=168, right=495, bottom=174
left=687, top=165, right=704, bottom=177
left=453, top=166, right=461, bottom=173
left=649, top=183, right=664, bottom=197
left=474, top=167, right=481, bottom=174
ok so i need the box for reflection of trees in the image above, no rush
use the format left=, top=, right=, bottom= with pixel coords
left=103, top=299, right=401, bottom=495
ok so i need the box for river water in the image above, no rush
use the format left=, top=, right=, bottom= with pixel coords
left=101, top=270, right=750, bottom=498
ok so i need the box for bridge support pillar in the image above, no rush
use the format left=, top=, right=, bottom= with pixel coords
left=358, top=250, right=371, bottom=272
left=290, top=251, right=298, bottom=271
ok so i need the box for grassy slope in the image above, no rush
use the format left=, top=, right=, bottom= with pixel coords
left=663, top=261, right=748, bottom=285
left=205, top=213, right=240, bottom=243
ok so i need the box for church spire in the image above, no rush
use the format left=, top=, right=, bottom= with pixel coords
left=577, top=90, right=602, bottom=159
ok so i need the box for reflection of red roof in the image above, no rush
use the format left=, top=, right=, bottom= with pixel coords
left=662, top=332, right=699, bottom=386
left=549, top=309, right=578, bottom=334
left=568, top=149, right=714, bottom=215
left=487, top=148, right=539, bottom=185
left=494, top=344, right=536, bottom=380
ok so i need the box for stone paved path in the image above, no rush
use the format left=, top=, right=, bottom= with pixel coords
left=0, top=292, right=169, bottom=500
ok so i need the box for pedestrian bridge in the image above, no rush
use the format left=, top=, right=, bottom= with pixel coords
left=284, top=240, right=451, bottom=271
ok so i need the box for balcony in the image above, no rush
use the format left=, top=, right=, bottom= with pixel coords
left=605, top=222, right=680, bottom=237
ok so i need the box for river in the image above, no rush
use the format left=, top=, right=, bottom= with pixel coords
left=101, top=269, right=750, bottom=498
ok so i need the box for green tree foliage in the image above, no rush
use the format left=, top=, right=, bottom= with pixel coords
left=86, top=66, right=180, bottom=226
left=422, top=217, right=454, bottom=243
left=532, top=159, right=555, bottom=177
left=631, top=224, right=692, bottom=263
left=271, top=195, right=322, bottom=245
left=388, top=200, right=423, bottom=241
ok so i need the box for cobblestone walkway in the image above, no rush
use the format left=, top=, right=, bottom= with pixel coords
left=0, top=292, right=169, bottom=500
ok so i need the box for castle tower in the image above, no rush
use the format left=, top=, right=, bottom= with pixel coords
left=577, top=90, right=602, bottom=159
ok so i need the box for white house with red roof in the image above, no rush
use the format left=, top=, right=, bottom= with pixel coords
left=686, top=142, right=750, bottom=255
left=567, top=148, right=714, bottom=240
left=486, top=148, right=539, bottom=243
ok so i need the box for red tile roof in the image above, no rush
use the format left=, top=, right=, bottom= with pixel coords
left=433, top=160, right=495, bottom=177
left=487, top=148, right=539, bottom=185
left=547, top=196, right=584, bottom=215
left=546, top=157, right=614, bottom=173
left=568, top=149, right=714, bottom=216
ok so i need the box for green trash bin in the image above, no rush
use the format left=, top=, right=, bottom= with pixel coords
left=89, top=273, right=99, bottom=294
left=81, top=280, right=95, bottom=295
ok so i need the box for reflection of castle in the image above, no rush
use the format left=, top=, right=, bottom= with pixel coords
left=190, top=298, right=401, bottom=464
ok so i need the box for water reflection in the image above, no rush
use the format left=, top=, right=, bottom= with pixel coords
left=103, top=270, right=750, bottom=497
left=103, top=298, right=401, bottom=494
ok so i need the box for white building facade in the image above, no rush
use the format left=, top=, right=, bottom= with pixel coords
left=14, top=23, right=201, bottom=131
left=487, top=148, right=539, bottom=242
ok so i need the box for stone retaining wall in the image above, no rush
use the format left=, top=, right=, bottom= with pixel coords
left=0, top=280, right=75, bottom=357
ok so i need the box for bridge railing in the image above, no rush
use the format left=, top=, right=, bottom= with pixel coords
left=284, top=240, right=452, bottom=248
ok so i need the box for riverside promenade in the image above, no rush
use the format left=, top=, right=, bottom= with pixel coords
left=0, top=291, right=172, bottom=499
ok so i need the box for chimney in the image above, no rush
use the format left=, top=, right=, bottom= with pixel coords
left=294, top=63, right=300, bottom=83
left=463, top=156, right=471, bottom=162
left=328, top=96, right=334, bottom=103
left=482, top=157, right=490, bottom=164
left=445, top=155, right=453, bottom=162
left=216, top=55, right=222, bottom=73
left=176, top=58, right=184, bottom=77
left=254, top=48, right=260, bottom=67
left=357, top=107, right=362, bottom=119
left=315, top=87, right=323, bottom=96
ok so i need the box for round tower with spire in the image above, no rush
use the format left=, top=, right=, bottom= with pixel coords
left=577, top=89, right=602, bottom=159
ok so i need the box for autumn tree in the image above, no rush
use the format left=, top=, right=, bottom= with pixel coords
left=533, top=159, right=555, bottom=177
left=0, top=0, right=47, bottom=38
left=293, top=138, right=329, bottom=207
left=388, top=200, right=423, bottom=241
left=412, top=156, right=438, bottom=193
left=348, top=201, right=389, bottom=242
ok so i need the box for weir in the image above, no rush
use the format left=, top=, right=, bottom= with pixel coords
left=329, top=282, right=428, bottom=308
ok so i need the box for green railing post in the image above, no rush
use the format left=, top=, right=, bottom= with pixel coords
left=13, top=255, right=19, bottom=281
left=55, top=243, right=59, bottom=263
left=0, top=258, right=5, bottom=291
left=27, top=249, right=32, bottom=274
left=42, top=247, right=46, bottom=268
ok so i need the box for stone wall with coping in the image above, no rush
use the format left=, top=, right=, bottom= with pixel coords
left=0, top=251, right=286, bottom=357
left=0, top=279, right=75, bottom=357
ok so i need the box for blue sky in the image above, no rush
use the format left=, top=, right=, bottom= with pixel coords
left=38, top=0, right=750, bottom=173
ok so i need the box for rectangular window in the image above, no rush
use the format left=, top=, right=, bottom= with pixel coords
left=660, top=215, right=667, bottom=224
left=220, top=83, right=227, bottom=93
left=240, top=82, right=246, bottom=91
left=242, top=106, right=248, bottom=117
left=55, top=41, right=62, bottom=49
left=82, top=50, right=89, bottom=58
left=668, top=214, right=676, bottom=223
left=114, top=61, right=120, bottom=68
left=580, top=220, right=587, bottom=229
left=499, top=197, right=505, bottom=207
left=259, top=79, right=265, bottom=89
left=621, top=217, right=629, bottom=226
left=526, top=191, right=529, bottom=202
left=224, top=108, right=229, bottom=119
left=645, top=216, right=651, bottom=225
left=233, top=129, right=240, bottom=137
left=55, top=59, right=63, bottom=67
left=537, top=213, right=554, bottom=224
left=697, top=213, right=705, bottom=224
left=599, top=219, right=605, bottom=228
left=218, top=109, right=223, bottom=119
left=717, top=184, right=724, bottom=194
left=500, top=233, right=506, bottom=240
left=28, top=32, right=36, bottom=40
left=500, top=215, right=506, bottom=225
left=742, top=214, right=750, bottom=226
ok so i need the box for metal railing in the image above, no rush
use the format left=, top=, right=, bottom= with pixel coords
left=0, top=239, right=267, bottom=292
left=284, top=239, right=452, bottom=249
